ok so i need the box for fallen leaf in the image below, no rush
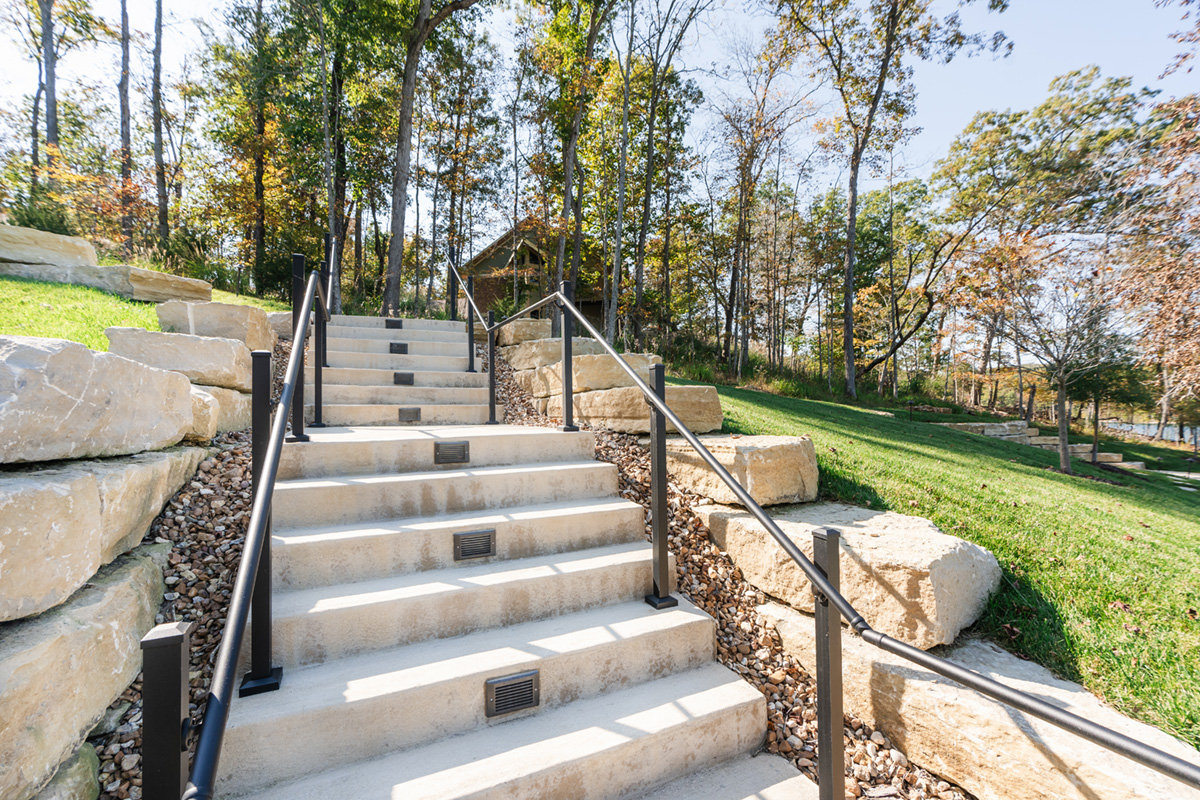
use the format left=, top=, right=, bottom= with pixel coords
left=1001, top=623, right=1021, bottom=639
left=1187, top=608, right=1198, bottom=620
left=1109, top=600, right=1132, bottom=613
left=981, top=483, right=988, bottom=489
left=1124, top=623, right=1142, bottom=635
left=908, top=500, right=919, bottom=507
left=1123, top=534, right=1134, bottom=541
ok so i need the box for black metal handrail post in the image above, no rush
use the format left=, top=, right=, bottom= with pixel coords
left=486, top=310, right=498, bottom=424
left=645, top=363, right=677, bottom=610
left=466, top=276, right=476, bottom=373
left=321, top=234, right=331, bottom=367
left=240, top=350, right=282, bottom=696
left=140, top=621, right=194, bottom=800
left=559, top=281, right=577, bottom=432
left=813, top=528, right=844, bottom=800
left=287, top=254, right=309, bottom=443
left=311, top=270, right=331, bottom=429
left=449, top=250, right=458, bottom=322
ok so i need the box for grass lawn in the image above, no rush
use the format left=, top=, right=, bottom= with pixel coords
left=674, top=377, right=1200, bottom=748
left=0, top=276, right=289, bottom=350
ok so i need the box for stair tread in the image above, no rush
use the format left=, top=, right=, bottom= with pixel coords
left=273, top=539, right=651, bottom=617
left=233, top=662, right=761, bottom=800
left=634, top=753, right=817, bottom=800
left=275, top=496, right=643, bottom=544
left=276, top=459, right=611, bottom=493
left=281, top=423, right=583, bottom=445
left=306, top=366, right=488, bottom=387
left=230, top=599, right=711, bottom=726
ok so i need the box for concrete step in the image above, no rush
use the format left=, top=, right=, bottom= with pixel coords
left=1035, top=441, right=1092, bottom=456
left=229, top=662, right=763, bottom=800
left=305, top=403, right=496, bottom=427
left=266, top=541, right=665, bottom=667
left=320, top=383, right=488, bottom=406
left=219, top=600, right=716, bottom=796
left=306, top=366, right=488, bottom=388
left=272, top=460, right=618, bottom=528
left=327, top=325, right=468, bottom=344
left=273, top=497, right=646, bottom=590
left=327, top=350, right=469, bottom=372
left=1029, top=436, right=1059, bottom=446
left=1025, top=428, right=1040, bottom=437
left=278, top=425, right=597, bottom=480
left=634, top=753, right=817, bottom=799
left=1096, top=452, right=1124, bottom=463
left=330, top=314, right=466, bottom=333
left=1122, top=461, right=1147, bottom=470
left=327, top=337, right=466, bottom=358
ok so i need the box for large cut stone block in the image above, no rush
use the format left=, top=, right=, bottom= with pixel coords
left=32, top=743, right=99, bottom=800
left=197, top=385, right=252, bottom=432
left=0, top=447, right=205, bottom=621
left=0, top=225, right=96, bottom=267
left=187, top=386, right=220, bottom=443
left=267, top=312, right=312, bottom=341
left=547, top=385, right=722, bottom=434
left=762, top=601, right=1200, bottom=800
left=498, top=337, right=605, bottom=370
left=666, top=435, right=818, bottom=506
left=106, top=327, right=252, bottom=391
left=0, top=262, right=210, bottom=302
left=157, top=300, right=275, bottom=351
left=497, top=318, right=552, bottom=346
left=0, top=337, right=193, bottom=464
left=0, top=547, right=164, bottom=800
left=695, top=502, right=999, bottom=649
left=522, top=353, right=663, bottom=397
left=935, top=420, right=1029, bottom=438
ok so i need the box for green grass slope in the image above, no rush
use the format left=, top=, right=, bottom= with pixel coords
left=677, top=378, right=1200, bottom=748
left=0, top=276, right=289, bottom=350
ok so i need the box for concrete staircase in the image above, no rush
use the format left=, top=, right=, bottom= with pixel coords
left=304, top=315, right=495, bottom=426
left=220, top=315, right=814, bottom=799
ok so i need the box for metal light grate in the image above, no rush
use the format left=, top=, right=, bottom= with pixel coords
left=390, top=342, right=409, bottom=355
left=393, top=372, right=415, bottom=386
left=398, top=407, right=421, bottom=422
left=454, top=529, right=496, bottom=560
left=435, top=441, right=470, bottom=465
left=485, top=670, right=540, bottom=717
left=385, top=319, right=403, bottom=329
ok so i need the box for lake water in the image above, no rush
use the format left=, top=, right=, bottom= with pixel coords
left=1105, top=421, right=1199, bottom=445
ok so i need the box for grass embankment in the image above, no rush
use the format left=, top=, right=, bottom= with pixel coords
left=673, top=378, right=1200, bottom=748
left=0, top=276, right=288, bottom=350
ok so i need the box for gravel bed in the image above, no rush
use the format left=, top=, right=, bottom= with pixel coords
left=490, top=345, right=973, bottom=800
left=88, top=339, right=969, bottom=800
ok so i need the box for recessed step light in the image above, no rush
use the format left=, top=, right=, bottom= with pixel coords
left=485, top=669, right=540, bottom=717
left=386, top=319, right=403, bottom=329
left=398, top=407, right=421, bottom=422
left=390, top=343, right=409, bottom=355
left=435, top=440, right=470, bottom=465
left=453, top=529, right=496, bottom=561
left=394, top=372, right=414, bottom=385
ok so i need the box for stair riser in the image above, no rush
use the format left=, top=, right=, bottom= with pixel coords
left=278, top=430, right=596, bottom=480
left=327, top=326, right=469, bottom=344
left=274, top=502, right=645, bottom=589
left=1036, top=443, right=1092, bottom=455
left=266, top=551, right=667, bottom=668
left=305, top=404, right=496, bottom=427
left=306, top=367, right=488, bottom=388
left=219, top=613, right=715, bottom=795
left=328, top=351, right=469, bottom=371
left=328, top=338, right=468, bottom=357
left=319, top=384, right=489, bottom=406
left=273, top=463, right=619, bottom=528
left=330, top=315, right=465, bottom=333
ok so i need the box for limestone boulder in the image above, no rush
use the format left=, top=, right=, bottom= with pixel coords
left=666, top=435, right=818, bottom=506
left=523, top=353, right=662, bottom=397
left=157, top=300, right=275, bottom=351
left=0, top=262, right=210, bottom=302
left=695, top=502, right=999, bottom=649
left=0, top=547, right=163, bottom=800
left=0, top=337, right=193, bottom=464
left=187, top=386, right=220, bottom=443
left=498, top=337, right=605, bottom=371
left=0, top=225, right=96, bottom=267
left=0, top=447, right=205, bottom=621
left=497, top=318, right=552, bottom=346
left=32, top=744, right=99, bottom=800
left=106, top=327, right=252, bottom=391
left=762, top=601, right=1200, bottom=800
left=198, top=384, right=252, bottom=432
left=547, top=385, right=722, bottom=434
left=267, top=311, right=312, bottom=341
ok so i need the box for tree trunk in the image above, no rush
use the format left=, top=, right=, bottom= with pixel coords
left=330, top=43, right=348, bottom=313
left=1056, top=379, right=1071, bottom=473
left=1025, top=383, right=1037, bottom=424
left=251, top=0, right=267, bottom=294
left=119, top=0, right=132, bottom=256
left=842, top=151, right=862, bottom=398
left=38, top=0, right=58, bottom=179
left=153, top=0, right=169, bottom=247
left=606, top=9, right=634, bottom=344
left=30, top=72, right=43, bottom=191
left=354, top=201, right=363, bottom=293
left=1092, top=395, right=1100, bottom=464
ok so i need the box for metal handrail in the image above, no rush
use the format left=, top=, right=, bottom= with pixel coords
left=447, top=260, right=488, bottom=328
left=490, top=290, right=1200, bottom=792
left=180, top=270, right=325, bottom=800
